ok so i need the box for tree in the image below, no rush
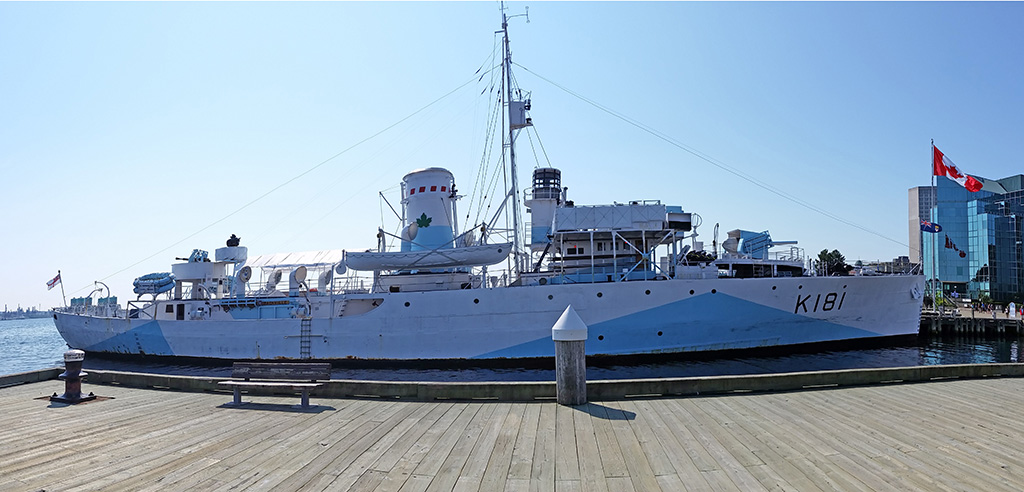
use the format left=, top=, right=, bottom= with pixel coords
left=816, top=249, right=850, bottom=276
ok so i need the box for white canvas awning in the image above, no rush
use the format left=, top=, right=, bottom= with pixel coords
left=245, top=249, right=346, bottom=269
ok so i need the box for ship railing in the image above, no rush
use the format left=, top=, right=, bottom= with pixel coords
left=126, top=300, right=156, bottom=319
left=541, top=228, right=677, bottom=283
left=768, top=246, right=805, bottom=263
left=56, top=304, right=124, bottom=318
left=523, top=188, right=561, bottom=201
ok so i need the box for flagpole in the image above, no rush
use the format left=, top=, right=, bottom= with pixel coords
left=58, top=270, right=67, bottom=308
left=931, top=139, right=940, bottom=307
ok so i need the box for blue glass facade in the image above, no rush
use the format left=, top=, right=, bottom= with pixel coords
left=923, top=175, right=1024, bottom=301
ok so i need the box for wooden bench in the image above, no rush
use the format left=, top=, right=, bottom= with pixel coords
left=218, top=362, right=332, bottom=409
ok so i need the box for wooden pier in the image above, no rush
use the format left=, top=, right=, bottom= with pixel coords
left=921, top=311, right=1024, bottom=336
left=3, top=367, right=1024, bottom=491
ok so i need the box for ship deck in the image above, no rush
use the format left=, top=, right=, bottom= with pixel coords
left=2, top=369, right=1023, bottom=491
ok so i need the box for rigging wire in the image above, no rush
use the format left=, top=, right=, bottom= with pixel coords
left=469, top=88, right=505, bottom=228
left=526, top=125, right=553, bottom=170
left=465, top=34, right=505, bottom=225
left=513, top=62, right=910, bottom=249
left=272, top=85, right=488, bottom=250
left=87, top=72, right=487, bottom=290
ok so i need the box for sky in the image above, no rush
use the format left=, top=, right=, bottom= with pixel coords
left=2, top=2, right=1023, bottom=310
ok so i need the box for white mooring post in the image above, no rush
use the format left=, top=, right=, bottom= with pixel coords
left=552, top=305, right=588, bottom=406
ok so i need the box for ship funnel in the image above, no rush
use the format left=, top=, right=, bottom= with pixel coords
left=402, top=168, right=456, bottom=252
left=526, top=168, right=561, bottom=250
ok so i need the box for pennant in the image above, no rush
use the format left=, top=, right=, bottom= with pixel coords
left=933, top=146, right=983, bottom=192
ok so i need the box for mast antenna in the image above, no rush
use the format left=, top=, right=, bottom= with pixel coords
left=498, top=1, right=532, bottom=277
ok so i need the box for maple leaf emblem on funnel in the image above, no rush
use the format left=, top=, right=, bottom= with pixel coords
left=416, top=213, right=432, bottom=228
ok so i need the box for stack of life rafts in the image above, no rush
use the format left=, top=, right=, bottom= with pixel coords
left=133, top=272, right=176, bottom=295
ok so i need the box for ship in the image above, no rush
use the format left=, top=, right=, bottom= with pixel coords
left=52, top=9, right=924, bottom=363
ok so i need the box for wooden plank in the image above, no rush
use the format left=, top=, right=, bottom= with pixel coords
left=818, top=386, right=1019, bottom=491
left=507, top=401, right=541, bottom=480
left=348, top=403, right=459, bottom=492
left=0, top=388, right=206, bottom=471
left=217, top=401, right=414, bottom=491
left=661, top=398, right=767, bottom=491
left=218, top=381, right=321, bottom=388
left=273, top=401, right=437, bottom=491
left=571, top=404, right=609, bottom=492
left=116, top=410, right=337, bottom=491
left=797, top=388, right=983, bottom=490
left=629, top=399, right=713, bottom=492
left=697, top=397, right=813, bottom=491
left=478, top=403, right=526, bottom=491
left=421, top=402, right=498, bottom=492
left=554, top=479, right=582, bottom=492
left=603, top=402, right=662, bottom=492
left=530, top=402, right=557, bottom=492
left=203, top=398, right=392, bottom=491
left=553, top=404, right=581, bottom=482
left=604, top=476, right=635, bottom=492
left=168, top=399, right=376, bottom=491
left=505, top=477, right=531, bottom=492
left=406, top=403, right=480, bottom=481
left=617, top=400, right=674, bottom=477
left=650, top=398, right=720, bottom=474
left=737, top=394, right=875, bottom=492
left=786, top=390, right=970, bottom=492
left=44, top=393, right=273, bottom=490
left=450, top=402, right=513, bottom=491
left=347, top=469, right=389, bottom=491
left=317, top=402, right=461, bottom=491
left=587, top=403, right=628, bottom=478
left=230, top=362, right=332, bottom=381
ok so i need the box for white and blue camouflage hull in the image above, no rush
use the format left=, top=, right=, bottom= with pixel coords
left=54, top=275, right=924, bottom=361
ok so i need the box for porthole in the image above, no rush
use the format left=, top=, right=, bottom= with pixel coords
left=689, top=290, right=695, bottom=295
left=711, top=289, right=717, bottom=294
left=548, top=295, right=554, bottom=300
left=474, top=298, right=479, bottom=304
left=657, top=331, right=663, bottom=336
left=798, top=285, right=803, bottom=289
left=597, top=292, right=603, bottom=298
left=404, top=302, right=410, bottom=307
left=772, top=286, right=777, bottom=290
left=597, top=335, right=604, bottom=341
left=645, top=290, right=651, bottom=295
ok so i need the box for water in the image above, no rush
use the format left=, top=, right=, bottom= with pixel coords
left=0, top=317, right=69, bottom=376
left=2, top=317, right=1023, bottom=381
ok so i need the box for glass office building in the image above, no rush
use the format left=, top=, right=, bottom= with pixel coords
left=922, top=175, right=1024, bottom=302
left=908, top=186, right=935, bottom=264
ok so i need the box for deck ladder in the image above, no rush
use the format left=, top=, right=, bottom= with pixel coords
left=299, top=318, right=312, bottom=359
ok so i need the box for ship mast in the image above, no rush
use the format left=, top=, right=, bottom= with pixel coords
left=500, top=3, right=530, bottom=277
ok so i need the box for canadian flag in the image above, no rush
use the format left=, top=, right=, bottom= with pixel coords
left=933, top=146, right=983, bottom=192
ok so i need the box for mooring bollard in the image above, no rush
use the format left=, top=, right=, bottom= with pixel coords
left=552, top=305, right=587, bottom=406
left=51, top=349, right=96, bottom=404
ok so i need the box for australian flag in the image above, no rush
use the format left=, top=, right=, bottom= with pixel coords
left=920, top=219, right=942, bottom=234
